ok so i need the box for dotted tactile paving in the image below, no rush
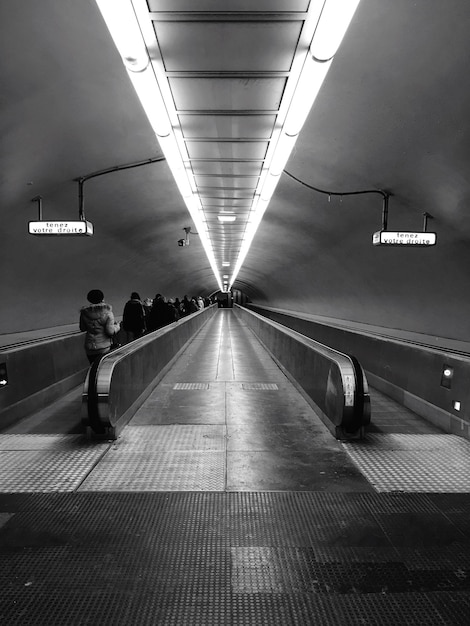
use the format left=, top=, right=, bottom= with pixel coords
left=311, top=546, right=402, bottom=564
left=231, top=546, right=455, bottom=596
left=396, top=544, right=470, bottom=570
left=353, top=491, right=442, bottom=514
left=1, top=492, right=468, bottom=625
left=343, top=434, right=470, bottom=492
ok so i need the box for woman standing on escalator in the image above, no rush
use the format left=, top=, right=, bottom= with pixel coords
left=79, top=289, right=119, bottom=364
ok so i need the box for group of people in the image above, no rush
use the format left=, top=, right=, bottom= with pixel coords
left=79, top=290, right=213, bottom=364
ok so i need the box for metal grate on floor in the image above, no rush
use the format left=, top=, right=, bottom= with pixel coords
left=117, top=425, right=226, bottom=451
left=173, top=382, right=210, bottom=390
left=0, top=434, right=111, bottom=493
left=79, top=450, right=226, bottom=492
left=1, top=492, right=469, bottom=624
left=0, top=449, right=110, bottom=493
left=0, top=434, right=88, bottom=451
left=343, top=434, right=470, bottom=492
left=241, top=383, right=279, bottom=390
left=79, top=425, right=227, bottom=491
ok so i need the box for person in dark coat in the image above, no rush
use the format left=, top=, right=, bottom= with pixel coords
left=122, top=292, right=146, bottom=342
left=147, top=294, right=169, bottom=331
left=167, top=298, right=180, bottom=322
left=181, top=295, right=191, bottom=317
left=142, top=297, right=153, bottom=328
left=79, top=289, right=119, bottom=363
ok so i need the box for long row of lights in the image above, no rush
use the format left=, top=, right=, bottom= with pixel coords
left=95, top=0, right=360, bottom=293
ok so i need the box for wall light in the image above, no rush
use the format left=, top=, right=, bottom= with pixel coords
left=0, top=363, right=7, bottom=387
left=440, top=365, right=454, bottom=389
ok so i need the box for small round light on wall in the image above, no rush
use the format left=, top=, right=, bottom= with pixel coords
left=440, top=364, right=454, bottom=389
left=0, top=362, right=8, bottom=387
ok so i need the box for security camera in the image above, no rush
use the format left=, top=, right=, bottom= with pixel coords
left=177, top=239, right=185, bottom=247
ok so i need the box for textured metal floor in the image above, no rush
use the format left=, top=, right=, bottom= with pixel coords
left=1, top=491, right=470, bottom=624
left=1, top=310, right=469, bottom=624
left=343, top=433, right=470, bottom=493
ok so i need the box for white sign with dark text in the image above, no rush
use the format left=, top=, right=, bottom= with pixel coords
left=28, top=221, right=94, bottom=236
left=373, top=231, right=436, bottom=246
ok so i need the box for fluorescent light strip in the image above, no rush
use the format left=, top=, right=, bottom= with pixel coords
left=282, top=56, right=332, bottom=137
left=95, top=0, right=223, bottom=292
left=229, top=197, right=268, bottom=287
left=229, top=0, right=361, bottom=290
left=311, top=0, right=361, bottom=62
left=183, top=196, right=222, bottom=288
left=95, top=0, right=149, bottom=72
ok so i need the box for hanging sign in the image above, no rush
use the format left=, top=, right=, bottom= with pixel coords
left=28, top=220, right=94, bottom=236
left=373, top=231, right=436, bottom=246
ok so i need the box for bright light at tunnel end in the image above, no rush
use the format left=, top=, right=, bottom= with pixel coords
left=95, top=0, right=361, bottom=295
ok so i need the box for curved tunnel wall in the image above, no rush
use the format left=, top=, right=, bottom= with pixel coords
left=2, top=1, right=470, bottom=346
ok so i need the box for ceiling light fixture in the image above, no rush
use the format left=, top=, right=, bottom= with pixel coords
left=218, top=215, right=237, bottom=223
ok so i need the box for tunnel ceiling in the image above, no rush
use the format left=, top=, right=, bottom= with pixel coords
left=2, top=0, right=470, bottom=336
left=92, top=0, right=359, bottom=293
